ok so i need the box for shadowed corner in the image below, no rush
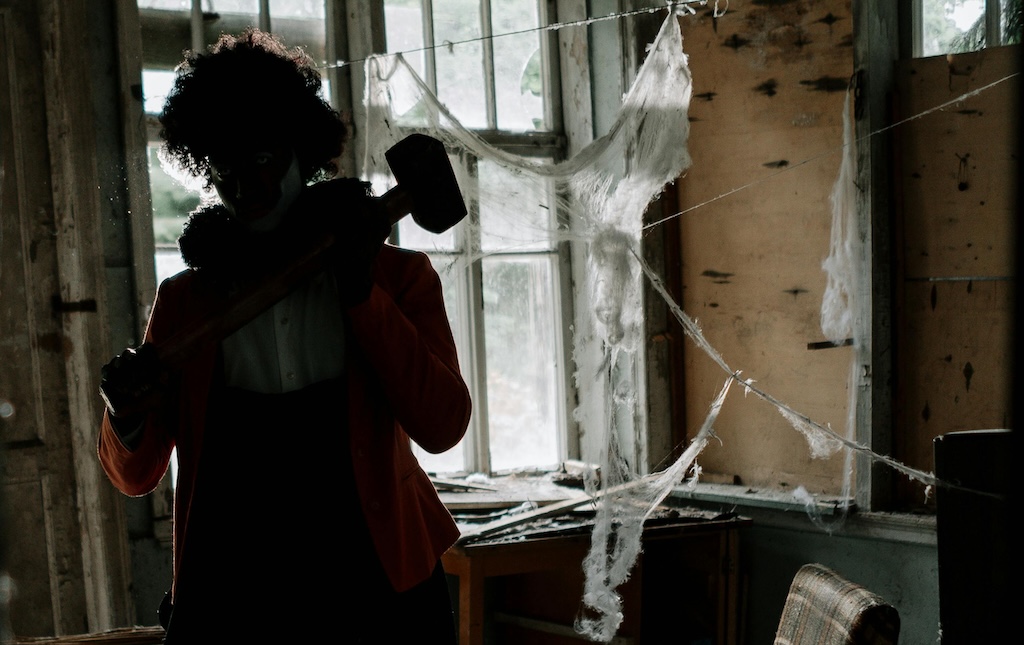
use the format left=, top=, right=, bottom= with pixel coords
left=1, top=422, right=11, bottom=644
left=1014, top=41, right=1023, bottom=641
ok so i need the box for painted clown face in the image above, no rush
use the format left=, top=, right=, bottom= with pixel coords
left=208, top=140, right=302, bottom=231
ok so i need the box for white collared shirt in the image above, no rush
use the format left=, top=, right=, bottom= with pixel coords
left=221, top=270, right=346, bottom=393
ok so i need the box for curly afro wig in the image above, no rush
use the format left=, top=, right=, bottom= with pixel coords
left=159, top=28, right=346, bottom=186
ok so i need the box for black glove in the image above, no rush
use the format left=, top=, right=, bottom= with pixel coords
left=99, top=342, right=168, bottom=428
left=332, top=206, right=392, bottom=306
left=292, top=179, right=392, bottom=306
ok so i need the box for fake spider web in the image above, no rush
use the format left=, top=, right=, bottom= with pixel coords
left=362, top=12, right=937, bottom=643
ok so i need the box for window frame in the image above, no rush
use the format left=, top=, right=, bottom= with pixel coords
left=907, top=0, right=1012, bottom=57
left=372, top=0, right=577, bottom=475
left=136, top=0, right=666, bottom=477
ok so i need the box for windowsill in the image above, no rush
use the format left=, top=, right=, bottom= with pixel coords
left=435, top=471, right=586, bottom=514
left=429, top=472, right=937, bottom=547
left=668, top=483, right=936, bottom=546
left=436, top=471, right=753, bottom=545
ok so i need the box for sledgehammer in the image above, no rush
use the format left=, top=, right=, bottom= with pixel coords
left=378, top=133, right=466, bottom=233
left=100, top=134, right=466, bottom=418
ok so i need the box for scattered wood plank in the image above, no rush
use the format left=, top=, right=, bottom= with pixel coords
left=13, top=627, right=165, bottom=645
left=430, top=477, right=498, bottom=492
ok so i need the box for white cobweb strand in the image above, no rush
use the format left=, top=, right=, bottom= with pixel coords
left=572, top=22, right=694, bottom=352
left=778, top=406, right=843, bottom=460
left=569, top=16, right=695, bottom=641
left=364, top=15, right=694, bottom=644
left=564, top=17, right=695, bottom=642
left=793, top=88, right=859, bottom=530
left=820, top=88, right=858, bottom=345
left=576, top=375, right=731, bottom=642
left=361, top=11, right=947, bottom=642
left=363, top=14, right=692, bottom=352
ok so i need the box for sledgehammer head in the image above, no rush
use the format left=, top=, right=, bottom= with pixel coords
left=381, top=134, right=467, bottom=234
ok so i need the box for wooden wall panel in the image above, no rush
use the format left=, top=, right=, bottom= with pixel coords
left=0, top=6, right=64, bottom=449
left=893, top=45, right=1018, bottom=508
left=896, top=280, right=1013, bottom=476
left=1, top=0, right=134, bottom=635
left=897, top=46, right=1018, bottom=280
left=2, top=479, right=55, bottom=635
left=1, top=5, right=91, bottom=635
left=677, top=1, right=854, bottom=495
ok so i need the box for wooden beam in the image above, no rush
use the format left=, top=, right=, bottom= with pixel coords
left=853, top=0, right=899, bottom=511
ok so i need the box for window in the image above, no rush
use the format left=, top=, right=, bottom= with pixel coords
left=912, top=0, right=1021, bottom=56
left=380, top=0, right=573, bottom=475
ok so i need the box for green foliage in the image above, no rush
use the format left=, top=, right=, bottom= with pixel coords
left=922, top=0, right=963, bottom=53
left=152, top=213, right=189, bottom=245
left=520, top=49, right=542, bottom=97
left=148, top=147, right=200, bottom=245
left=940, top=0, right=1021, bottom=54
left=1008, top=0, right=1023, bottom=43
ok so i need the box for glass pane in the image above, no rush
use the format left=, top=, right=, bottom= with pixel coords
left=142, top=69, right=176, bottom=115
left=384, top=0, right=428, bottom=83
left=148, top=145, right=200, bottom=244
left=492, top=0, right=544, bottom=131
left=398, top=214, right=458, bottom=252
left=149, top=141, right=197, bottom=285
left=433, top=0, right=486, bottom=128
left=921, top=0, right=986, bottom=56
left=137, top=0, right=190, bottom=9
left=411, top=254, right=469, bottom=474
left=269, top=0, right=324, bottom=19
left=483, top=255, right=560, bottom=471
left=269, top=1, right=326, bottom=61
left=1002, top=0, right=1021, bottom=45
left=395, top=150, right=468, bottom=252
left=155, top=247, right=188, bottom=284
left=209, top=0, right=259, bottom=15
left=479, top=158, right=554, bottom=253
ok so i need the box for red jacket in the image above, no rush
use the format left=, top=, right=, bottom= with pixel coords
left=98, top=244, right=471, bottom=597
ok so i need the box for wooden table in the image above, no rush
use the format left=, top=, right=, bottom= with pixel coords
left=442, top=513, right=751, bottom=645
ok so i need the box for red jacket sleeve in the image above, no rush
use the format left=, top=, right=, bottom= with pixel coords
left=347, top=246, right=471, bottom=454
left=97, top=274, right=191, bottom=496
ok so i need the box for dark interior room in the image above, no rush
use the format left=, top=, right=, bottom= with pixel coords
left=1, top=1, right=1019, bottom=643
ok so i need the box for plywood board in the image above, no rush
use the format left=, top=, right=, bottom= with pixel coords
left=676, top=1, right=854, bottom=494
left=892, top=45, right=1018, bottom=508
left=895, top=45, right=1019, bottom=279
left=896, top=279, right=1013, bottom=477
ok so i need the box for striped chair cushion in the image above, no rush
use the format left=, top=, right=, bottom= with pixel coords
left=774, top=563, right=900, bottom=645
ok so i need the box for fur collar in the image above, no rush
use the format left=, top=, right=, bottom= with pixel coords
left=176, top=203, right=281, bottom=286
left=178, top=203, right=245, bottom=273
left=176, top=178, right=374, bottom=286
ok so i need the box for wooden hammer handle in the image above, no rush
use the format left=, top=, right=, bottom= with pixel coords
left=103, top=134, right=465, bottom=418
left=154, top=230, right=340, bottom=370
left=100, top=228, right=340, bottom=418
left=149, top=184, right=415, bottom=372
